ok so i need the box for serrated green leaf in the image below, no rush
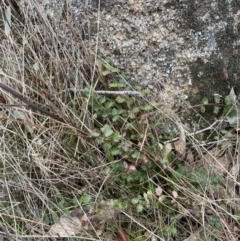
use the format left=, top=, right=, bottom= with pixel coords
left=172, top=227, right=177, bottom=234
left=142, top=105, right=152, bottom=111
left=91, top=132, right=100, bottom=137
left=57, top=200, right=65, bottom=209
left=116, top=96, right=126, bottom=103
left=111, top=108, right=119, bottom=116
left=223, top=105, right=230, bottom=115
left=118, top=109, right=124, bottom=115
left=165, top=226, right=177, bottom=235
left=200, top=105, right=205, bottom=113
left=80, top=194, right=91, bottom=205
left=71, top=197, right=79, bottom=205
left=99, top=96, right=106, bottom=103
left=112, top=115, right=120, bottom=122
left=136, top=204, right=143, bottom=212
left=225, top=95, right=232, bottom=105
left=131, top=150, right=139, bottom=158
left=213, top=106, right=220, bottom=114
left=202, top=97, right=208, bottom=105
left=103, top=141, right=112, bottom=151
left=110, top=148, right=120, bottom=155
left=93, top=103, right=101, bottom=111
left=105, top=101, right=114, bottom=109
left=220, top=129, right=227, bottom=134
left=112, top=132, right=121, bottom=142
left=228, top=109, right=237, bottom=118
left=116, top=202, right=123, bottom=210
left=131, top=198, right=139, bottom=205
left=225, top=132, right=233, bottom=138
left=214, top=95, right=220, bottom=104
left=101, top=124, right=114, bottom=137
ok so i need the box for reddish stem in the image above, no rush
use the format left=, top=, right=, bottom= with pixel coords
left=117, top=228, right=129, bottom=241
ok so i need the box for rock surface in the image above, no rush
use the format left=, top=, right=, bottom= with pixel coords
left=92, top=0, right=240, bottom=107
left=19, top=0, right=240, bottom=109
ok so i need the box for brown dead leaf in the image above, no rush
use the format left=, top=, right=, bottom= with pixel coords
left=182, top=227, right=203, bottom=241
left=177, top=203, right=190, bottom=216
left=229, top=153, right=240, bottom=179
left=49, top=208, right=92, bottom=237
left=182, top=231, right=200, bottom=241
left=226, top=87, right=240, bottom=125
left=151, top=236, right=158, bottom=241
left=49, top=215, right=85, bottom=237
left=172, top=190, right=178, bottom=199
left=161, top=143, right=172, bottom=159
left=147, top=190, right=154, bottom=200
left=215, top=153, right=233, bottom=174
left=138, top=113, right=148, bottom=125
left=225, top=155, right=240, bottom=197
left=202, top=147, right=233, bottom=175
left=158, top=195, right=166, bottom=202
left=186, top=149, right=194, bottom=164
left=174, top=123, right=186, bottom=156
left=142, top=154, right=149, bottom=164
left=49, top=201, right=119, bottom=237
left=155, top=186, right=163, bottom=197
left=143, top=192, right=150, bottom=208
left=100, top=200, right=118, bottom=221
left=123, top=161, right=137, bottom=172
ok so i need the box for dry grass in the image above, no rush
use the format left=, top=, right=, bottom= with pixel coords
left=0, top=1, right=240, bottom=241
